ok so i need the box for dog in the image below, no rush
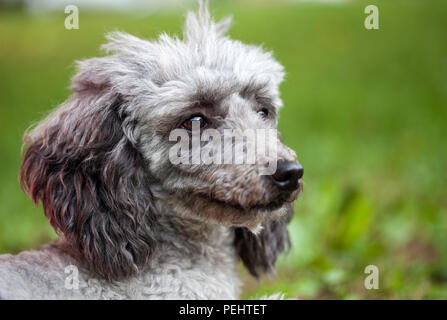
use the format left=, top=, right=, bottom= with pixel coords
left=0, top=1, right=303, bottom=299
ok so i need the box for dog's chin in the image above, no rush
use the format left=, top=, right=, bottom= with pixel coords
left=167, top=189, right=299, bottom=231
left=199, top=194, right=285, bottom=213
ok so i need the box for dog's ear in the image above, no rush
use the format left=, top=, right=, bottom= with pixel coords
left=234, top=206, right=293, bottom=278
left=20, top=64, right=157, bottom=281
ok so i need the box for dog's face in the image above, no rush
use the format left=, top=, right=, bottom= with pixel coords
left=20, top=4, right=302, bottom=280
left=104, top=12, right=303, bottom=229
left=137, top=72, right=302, bottom=229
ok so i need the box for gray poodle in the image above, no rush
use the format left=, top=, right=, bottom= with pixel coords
left=0, top=1, right=303, bottom=299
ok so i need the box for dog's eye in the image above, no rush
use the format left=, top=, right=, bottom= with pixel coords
left=257, top=108, right=269, bottom=118
left=181, top=115, right=208, bottom=132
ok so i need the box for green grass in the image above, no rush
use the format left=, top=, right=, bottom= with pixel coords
left=1, top=0, right=446, bottom=299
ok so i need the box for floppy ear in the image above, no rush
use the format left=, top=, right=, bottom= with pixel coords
left=234, top=206, right=293, bottom=278
left=20, top=66, right=157, bottom=281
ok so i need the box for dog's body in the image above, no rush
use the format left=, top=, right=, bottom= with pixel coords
left=0, top=215, right=239, bottom=299
left=0, top=1, right=302, bottom=299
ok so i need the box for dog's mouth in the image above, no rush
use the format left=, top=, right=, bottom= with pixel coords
left=198, top=194, right=286, bottom=212
left=195, top=182, right=301, bottom=213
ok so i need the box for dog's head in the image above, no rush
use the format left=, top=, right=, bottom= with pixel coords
left=20, top=2, right=302, bottom=280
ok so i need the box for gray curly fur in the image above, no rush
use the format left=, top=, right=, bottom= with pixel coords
left=0, top=1, right=301, bottom=299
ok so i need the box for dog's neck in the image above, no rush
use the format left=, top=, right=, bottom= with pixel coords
left=153, top=202, right=236, bottom=258
left=149, top=181, right=236, bottom=255
left=141, top=203, right=241, bottom=299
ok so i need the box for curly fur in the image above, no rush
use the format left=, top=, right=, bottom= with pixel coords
left=0, top=1, right=302, bottom=299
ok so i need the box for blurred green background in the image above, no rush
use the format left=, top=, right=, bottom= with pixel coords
left=0, top=0, right=446, bottom=299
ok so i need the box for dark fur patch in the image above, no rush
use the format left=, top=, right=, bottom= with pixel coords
left=234, top=204, right=293, bottom=278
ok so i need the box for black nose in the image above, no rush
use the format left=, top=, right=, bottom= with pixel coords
left=270, top=161, right=303, bottom=191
